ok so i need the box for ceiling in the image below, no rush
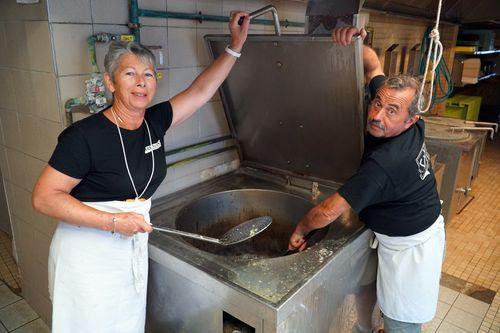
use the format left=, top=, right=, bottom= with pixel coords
left=362, top=0, right=500, bottom=27
left=306, top=0, right=500, bottom=29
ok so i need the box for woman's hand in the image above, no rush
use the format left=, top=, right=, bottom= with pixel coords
left=229, top=11, right=250, bottom=52
left=112, top=212, right=153, bottom=237
left=170, top=10, right=250, bottom=128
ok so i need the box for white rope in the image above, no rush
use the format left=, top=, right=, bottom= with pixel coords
left=111, top=109, right=155, bottom=200
left=417, top=0, right=444, bottom=114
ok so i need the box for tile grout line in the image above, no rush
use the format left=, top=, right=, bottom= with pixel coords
left=0, top=292, right=21, bottom=312
left=0, top=298, right=24, bottom=313
left=0, top=299, right=40, bottom=332
left=0, top=299, right=26, bottom=333
left=439, top=289, right=490, bottom=333
left=9, top=317, right=40, bottom=333
left=434, top=291, right=456, bottom=332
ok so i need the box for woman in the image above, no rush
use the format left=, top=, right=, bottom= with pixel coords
left=32, top=11, right=249, bottom=333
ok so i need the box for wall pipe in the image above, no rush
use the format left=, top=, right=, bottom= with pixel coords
left=166, top=146, right=236, bottom=169
left=87, top=33, right=125, bottom=73
left=165, top=135, right=233, bottom=156
left=129, top=0, right=141, bottom=41
left=129, top=0, right=304, bottom=42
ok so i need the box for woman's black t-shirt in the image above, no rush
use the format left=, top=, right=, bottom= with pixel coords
left=49, top=101, right=173, bottom=202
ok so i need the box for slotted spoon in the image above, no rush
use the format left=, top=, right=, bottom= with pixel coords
left=153, top=216, right=272, bottom=246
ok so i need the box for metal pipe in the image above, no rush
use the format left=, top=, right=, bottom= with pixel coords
left=137, top=8, right=303, bottom=29
left=65, top=97, right=86, bottom=126
left=87, top=33, right=122, bottom=73
left=465, top=120, right=498, bottom=133
left=451, top=127, right=495, bottom=140
left=165, top=135, right=232, bottom=156
left=128, top=0, right=303, bottom=42
left=166, top=146, right=236, bottom=169
left=129, top=0, right=140, bottom=42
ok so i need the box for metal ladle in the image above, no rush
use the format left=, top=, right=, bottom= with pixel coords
left=152, top=216, right=272, bottom=246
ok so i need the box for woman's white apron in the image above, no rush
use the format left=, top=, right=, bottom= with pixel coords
left=48, top=199, right=151, bottom=333
left=374, top=215, right=445, bottom=323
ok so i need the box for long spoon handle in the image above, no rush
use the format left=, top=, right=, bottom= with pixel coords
left=152, top=226, right=221, bottom=244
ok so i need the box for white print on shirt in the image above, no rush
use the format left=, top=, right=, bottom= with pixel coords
left=145, top=140, right=162, bottom=154
left=415, top=142, right=431, bottom=180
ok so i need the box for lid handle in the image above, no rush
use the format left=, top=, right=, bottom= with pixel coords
left=238, top=5, right=281, bottom=36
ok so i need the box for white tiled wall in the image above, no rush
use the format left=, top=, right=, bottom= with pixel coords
left=52, top=23, right=94, bottom=75
left=25, top=21, right=54, bottom=73
left=0, top=70, right=17, bottom=110
left=0, top=0, right=307, bottom=327
left=0, top=0, right=61, bottom=327
left=91, top=0, right=129, bottom=25
left=48, top=0, right=92, bottom=24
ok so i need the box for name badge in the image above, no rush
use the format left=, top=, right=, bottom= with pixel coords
left=145, top=140, right=162, bottom=154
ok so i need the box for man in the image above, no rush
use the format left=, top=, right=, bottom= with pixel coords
left=289, top=27, right=445, bottom=333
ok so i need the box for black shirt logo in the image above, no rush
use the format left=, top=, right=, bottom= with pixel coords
left=415, top=142, right=431, bottom=180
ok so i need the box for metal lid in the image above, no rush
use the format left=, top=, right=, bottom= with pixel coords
left=205, top=35, right=365, bottom=184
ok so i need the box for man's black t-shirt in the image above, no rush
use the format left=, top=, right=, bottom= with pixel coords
left=338, top=76, right=441, bottom=236
left=49, top=101, right=173, bottom=202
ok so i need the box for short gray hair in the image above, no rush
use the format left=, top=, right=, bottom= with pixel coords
left=104, top=41, right=156, bottom=82
left=382, top=75, right=422, bottom=117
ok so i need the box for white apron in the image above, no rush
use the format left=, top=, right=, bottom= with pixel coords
left=48, top=199, right=151, bottom=333
left=374, top=215, right=445, bottom=323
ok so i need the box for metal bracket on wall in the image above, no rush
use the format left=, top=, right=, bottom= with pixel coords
left=312, top=181, right=321, bottom=201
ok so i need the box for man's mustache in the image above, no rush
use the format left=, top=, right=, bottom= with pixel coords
left=368, top=119, right=385, bottom=130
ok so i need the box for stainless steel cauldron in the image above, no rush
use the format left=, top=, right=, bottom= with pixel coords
left=176, top=189, right=328, bottom=257
left=146, top=34, right=371, bottom=333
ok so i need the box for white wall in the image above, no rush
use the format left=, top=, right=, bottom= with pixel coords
left=0, top=0, right=60, bottom=325
left=0, top=0, right=306, bottom=326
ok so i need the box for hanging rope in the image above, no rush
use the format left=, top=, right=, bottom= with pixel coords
left=419, top=26, right=454, bottom=104
left=417, top=0, right=444, bottom=113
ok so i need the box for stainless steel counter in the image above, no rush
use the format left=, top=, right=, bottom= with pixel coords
left=426, top=131, right=484, bottom=221
left=146, top=168, right=373, bottom=332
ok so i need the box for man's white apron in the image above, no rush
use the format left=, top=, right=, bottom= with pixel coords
left=375, top=215, right=445, bottom=323
left=48, top=199, right=151, bottom=333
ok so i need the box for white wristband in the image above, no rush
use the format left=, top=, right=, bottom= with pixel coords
left=225, top=45, right=241, bottom=58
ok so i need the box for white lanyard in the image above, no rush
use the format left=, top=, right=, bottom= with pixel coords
left=111, top=109, right=155, bottom=200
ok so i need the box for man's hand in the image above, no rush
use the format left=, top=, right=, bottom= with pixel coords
left=229, top=11, right=250, bottom=52
left=332, top=26, right=384, bottom=83
left=288, top=193, right=351, bottom=252
left=288, top=228, right=309, bottom=252
left=332, top=27, right=367, bottom=46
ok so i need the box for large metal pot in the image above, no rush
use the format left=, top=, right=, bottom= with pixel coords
left=175, top=189, right=328, bottom=258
